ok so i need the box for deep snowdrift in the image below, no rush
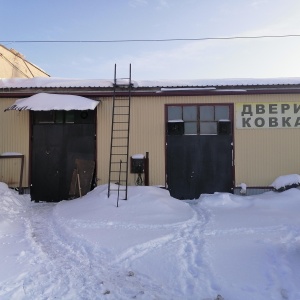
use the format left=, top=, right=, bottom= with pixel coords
left=1, top=182, right=300, bottom=300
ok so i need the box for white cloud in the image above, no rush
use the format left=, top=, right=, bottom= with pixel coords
left=129, top=0, right=148, bottom=8
left=129, top=0, right=170, bottom=9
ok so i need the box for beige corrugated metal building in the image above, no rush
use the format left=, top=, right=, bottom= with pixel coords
left=0, top=45, right=49, bottom=193
left=0, top=44, right=50, bottom=78
left=1, top=77, right=300, bottom=200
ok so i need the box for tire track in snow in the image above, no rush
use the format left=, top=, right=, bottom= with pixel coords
left=22, top=203, right=107, bottom=299
left=110, top=201, right=219, bottom=299
left=175, top=201, right=219, bottom=299
left=106, top=212, right=201, bottom=299
left=264, top=227, right=300, bottom=300
left=22, top=202, right=169, bottom=300
left=110, top=211, right=198, bottom=266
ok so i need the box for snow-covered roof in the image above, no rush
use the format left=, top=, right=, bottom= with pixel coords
left=0, top=77, right=112, bottom=89
left=137, top=77, right=300, bottom=87
left=1, top=77, right=300, bottom=89
left=4, top=93, right=99, bottom=111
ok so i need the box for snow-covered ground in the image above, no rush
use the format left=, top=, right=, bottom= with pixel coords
left=1, top=181, right=300, bottom=300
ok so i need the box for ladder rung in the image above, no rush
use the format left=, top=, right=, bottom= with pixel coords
left=114, top=82, right=130, bottom=85
left=110, top=171, right=127, bottom=174
left=110, top=179, right=127, bottom=182
left=111, top=151, right=128, bottom=153
left=109, top=186, right=127, bottom=189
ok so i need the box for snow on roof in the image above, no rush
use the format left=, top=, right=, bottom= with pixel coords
left=1, top=77, right=300, bottom=89
left=4, top=93, right=99, bottom=111
left=137, top=77, right=300, bottom=87
left=0, top=77, right=113, bottom=89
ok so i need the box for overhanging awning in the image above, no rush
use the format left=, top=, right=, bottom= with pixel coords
left=4, top=93, right=99, bottom=111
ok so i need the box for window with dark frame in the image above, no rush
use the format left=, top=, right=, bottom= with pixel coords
left=167, top=104, right=231, bottom=135
left=33, top=110, right=95, bottom=125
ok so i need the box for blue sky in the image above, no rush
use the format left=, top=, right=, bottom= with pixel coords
left=1, top=0, right=300, bottom=80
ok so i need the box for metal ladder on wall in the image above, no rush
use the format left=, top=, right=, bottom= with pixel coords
left=107, top=64, right=132, bottom=200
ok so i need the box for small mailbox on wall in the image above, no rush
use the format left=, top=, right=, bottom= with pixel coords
left=131, top=154, right=145, bottom=173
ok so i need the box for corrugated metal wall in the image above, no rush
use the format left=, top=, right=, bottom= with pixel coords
left=96, top=98, right=112, bottom=185
left=97, top=93, right=300, bottom=188
left=1, top=92, right=300, bottom=190
left=0, top=45, right=49, bottom=78
left=0, top=99, right=29, bottom=187
left=97, top=94, right=236, bottom=186
left=234, top=93, right=300, bottom=186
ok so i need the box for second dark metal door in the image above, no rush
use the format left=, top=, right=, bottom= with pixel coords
left=167, top=135, right=233, bottom=200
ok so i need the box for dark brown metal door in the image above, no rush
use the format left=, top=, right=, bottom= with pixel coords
left=31, top=111, right=96, bottom=202
left=167, top=135, right=233, bottom=200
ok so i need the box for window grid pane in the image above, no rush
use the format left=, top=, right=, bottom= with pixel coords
left=184, top=122, right=197, bottom=134
left=168, top=106, right=182, bottom=120
left=65, top=111, right=75, bottom=123
left=200, top=122, right=217, bottom=134
left=200, top=106, right=214, bottom=121
left=183, top=106, right=197, bottom=121
left=167, top=105, right=230, bottom=135
left=215, top=106, right=229, bottom=120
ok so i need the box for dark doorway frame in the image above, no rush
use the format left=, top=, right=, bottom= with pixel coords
left=165, top=103, right=235, bottom=199
left=29, top=110, right=97, bottom=202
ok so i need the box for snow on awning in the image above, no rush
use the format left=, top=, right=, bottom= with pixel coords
left=4, top=93, right=99, bottom=111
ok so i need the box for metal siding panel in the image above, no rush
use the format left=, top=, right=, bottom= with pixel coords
left=97, top=95, right=235, bottom=187
left=96, top=98, right=113, bottom=186
left=234, top=94, right=300, bottom=186
left=95, top=93, right=300, bottom=188
left=0, top=45, right=49, bottom=78
left=235, top=128, right=300, bottom=186
left=0, top=99, right=29, bottom=187
left=129, top=97, right=166, bottom=186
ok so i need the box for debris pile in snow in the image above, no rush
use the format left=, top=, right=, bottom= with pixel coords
left=0, top=182, right=24, bottom=214
left=270, top=174, right=300, bottom=191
